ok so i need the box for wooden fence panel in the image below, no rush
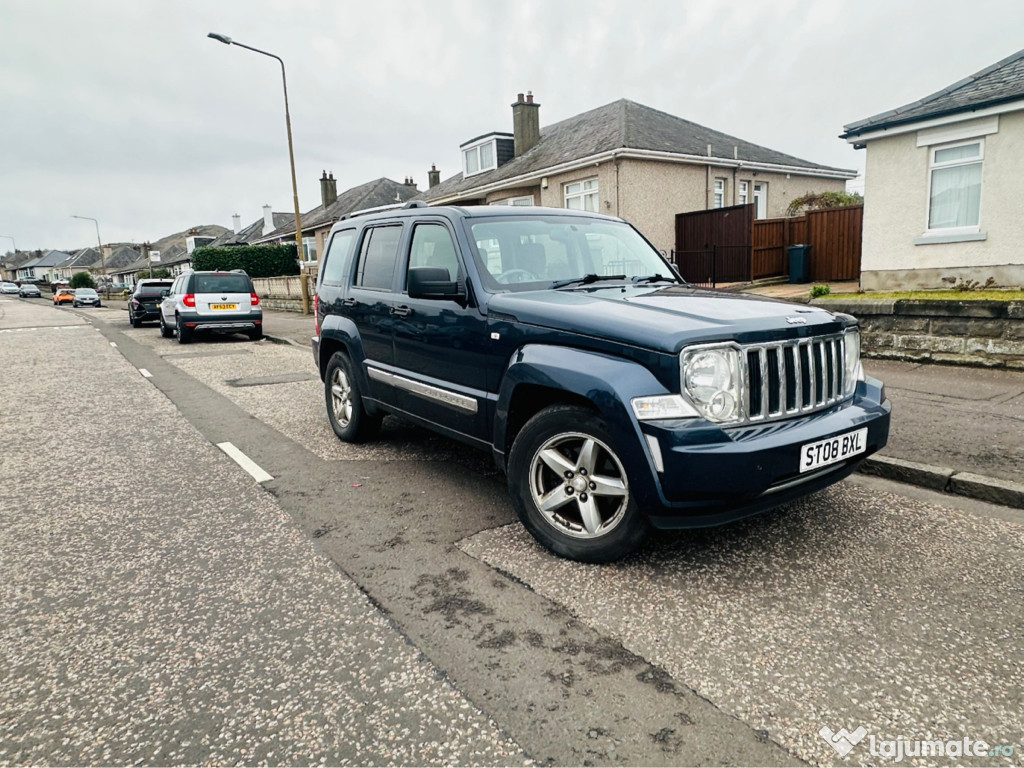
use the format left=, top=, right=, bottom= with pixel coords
left=807, top=205, right=863, bottom=281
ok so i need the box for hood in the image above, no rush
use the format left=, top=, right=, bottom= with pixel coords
left=487, top=284, right=849, bottom=353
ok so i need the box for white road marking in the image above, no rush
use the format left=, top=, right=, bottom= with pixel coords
left=110, top=342, right=117, bottom=347
left=0, top=325, right=86, bottom=334
left=138, top=368, right=152, bottom=378
left=216, top=442, right=274, bottom=483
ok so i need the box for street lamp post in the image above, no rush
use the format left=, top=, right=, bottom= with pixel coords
left=207, top=32, right=310, bottom=314
left=71, top=215, right=106, bottom=292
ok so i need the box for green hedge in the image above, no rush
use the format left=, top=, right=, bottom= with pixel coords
left=191, top=244, right=299, bottom=278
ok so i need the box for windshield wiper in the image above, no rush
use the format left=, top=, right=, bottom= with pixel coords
left=632, top=274, right=677, bottom=284
left=550, top=274, right=627, bottom=289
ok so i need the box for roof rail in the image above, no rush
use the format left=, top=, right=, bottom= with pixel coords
left=403, top=200, right=429, bottom=209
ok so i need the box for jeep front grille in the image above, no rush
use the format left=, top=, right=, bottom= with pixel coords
left=744, top=335, right=847, bottom=422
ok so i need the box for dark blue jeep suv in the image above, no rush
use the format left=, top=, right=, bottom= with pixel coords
left=313, top=204, right=890, bottom=562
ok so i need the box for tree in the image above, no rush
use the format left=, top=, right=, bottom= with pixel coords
left=147, top=268, right=171, bottom=279
left=69, top=271, right=97, bottom=289
left=786, top=191, right=863, bottom=217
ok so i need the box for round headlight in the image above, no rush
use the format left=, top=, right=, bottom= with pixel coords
left=685, top=350, right=735, bottom=394
left=682, top=345, right=744, bottom=423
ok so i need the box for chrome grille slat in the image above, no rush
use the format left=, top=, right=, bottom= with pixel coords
left=743, top=334, right=847, bottom=424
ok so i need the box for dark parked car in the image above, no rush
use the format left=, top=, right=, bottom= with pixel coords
left=158, top=270, right=262, bottom=343
left=128, top=280, right=173, bottom=327
left=72, top=288, right=101, bottom=307
left=18, top=283, right=42, bottom=298
left=312, top=204, right=891, bottom=562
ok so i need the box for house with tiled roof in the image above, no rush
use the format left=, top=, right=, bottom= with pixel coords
left=17, top=250, right=72, bottom=282
left=255, top=174, right=420, bottom=264
left=841, top=48, right=1024, bottom=290
left=0, top=251, right=36, bottom=281
left=55, top=247, right=103, bottom=281
left=417, top=94, right=854, bottom=255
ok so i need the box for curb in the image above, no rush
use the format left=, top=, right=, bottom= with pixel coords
left=859, top=455, right=1024, bottom=510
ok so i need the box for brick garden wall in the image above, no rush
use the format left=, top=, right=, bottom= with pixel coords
left=815, top=299, right=1024, bottom=369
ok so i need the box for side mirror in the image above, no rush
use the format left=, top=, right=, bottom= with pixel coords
left=408, top=267, right=464, bottom=301
left=160, top=289, right=170, bottom=297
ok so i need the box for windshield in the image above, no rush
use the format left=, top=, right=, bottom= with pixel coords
left=465, top=214, right=674, bottom=292
left=76, top=289, right=97, bottom=297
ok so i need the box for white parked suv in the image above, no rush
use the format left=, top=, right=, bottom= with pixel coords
left=158, top=270, right=263, bottom=343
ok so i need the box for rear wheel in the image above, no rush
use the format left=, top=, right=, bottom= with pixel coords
left=175, top=315, right=191, bottom=344
left=324, top=351, right=380, bottom=442
left=131, top=312, right=141, bottom=328
left=508, top=404, right=649, bottom=563
left=248, top=327, right=263, bottom=341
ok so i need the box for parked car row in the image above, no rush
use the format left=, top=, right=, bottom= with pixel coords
left=2, top=281, right=43, bottom=298
left=129, top=271, right=263, bottom=344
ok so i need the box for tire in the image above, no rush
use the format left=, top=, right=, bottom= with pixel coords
left=131, top=313, right=141, bottom=328
left=248, top=327, right=263, bottom=341
left=324, top=351, right=381, bottom=443
left=159, top=314, right=173, bottom=338
left=175, top=315, right=191, bottom=344
left=507, top=404, right=649, bottom=563
left=73, top=301, right=79, bottom=307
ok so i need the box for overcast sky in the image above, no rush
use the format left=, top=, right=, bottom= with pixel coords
left=1, top=0, right=1021, bottom=252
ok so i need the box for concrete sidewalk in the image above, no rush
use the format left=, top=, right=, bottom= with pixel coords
left=262, top=307, right=1024, bottom=509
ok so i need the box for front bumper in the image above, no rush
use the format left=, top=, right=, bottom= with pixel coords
left=178, top=309, right=262, bottom=333
left=638, top=378, right=891, bottom=528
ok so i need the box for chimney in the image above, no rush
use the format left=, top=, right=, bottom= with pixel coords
left=263, top=204, right=274, bottom=233
left=511, top=91, right=541, bottom=157
left=428, top=164, right=440, bottom=189
left=405, top=176, right=416, bottom=187
left=232, top=213, right=241, bottom=233
left=320, top=170, right=338, bottom=207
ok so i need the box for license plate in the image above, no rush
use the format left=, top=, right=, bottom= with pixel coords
left=799, top=428, right=867, bottom=473
left=210, top=303, right=237, bottom=311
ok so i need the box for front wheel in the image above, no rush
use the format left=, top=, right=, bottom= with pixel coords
left=324, top=351, right=380, bottom=443
left=159, top=314, right=173, bottom=338
left=507, top=405, right=649, bottom=563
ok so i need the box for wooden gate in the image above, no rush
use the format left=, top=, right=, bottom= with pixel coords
left=673, top=204, right=754, bottom=285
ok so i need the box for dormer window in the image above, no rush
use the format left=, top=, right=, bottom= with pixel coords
left=461, top=133, right=513, bottom=177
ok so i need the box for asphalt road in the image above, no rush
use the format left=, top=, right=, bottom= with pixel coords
left=2, top=296, right=1022, bottom=767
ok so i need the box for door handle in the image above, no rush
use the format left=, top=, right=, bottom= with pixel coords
left=341, top=298, right=358, bottom=307
left=390, top=305, right=413, bottom=317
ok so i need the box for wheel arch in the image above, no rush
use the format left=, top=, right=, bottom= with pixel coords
left=494, top=344, right=669, bottom=508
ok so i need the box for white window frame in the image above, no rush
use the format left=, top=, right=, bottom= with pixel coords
left=462, top=138, right=498, bottom=177
left=564, top=178, right=599, bottom=211
left=489, top=195, right=534, bottom=206
left=925, top=138, right=983, bottom=235
left=301, top=236, right=317, bottom=264
left=713, top=178, right=726, bottom=209
left=738, top=181, right=749, bottom=206
left=753, top=182, right=767, bottom=219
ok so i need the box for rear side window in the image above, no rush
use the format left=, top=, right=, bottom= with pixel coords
left=320, top=229, right=357, bottom=285
left=194, top=274, right=252, bottom=293
left=355, top=225, right=402, bottom=290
